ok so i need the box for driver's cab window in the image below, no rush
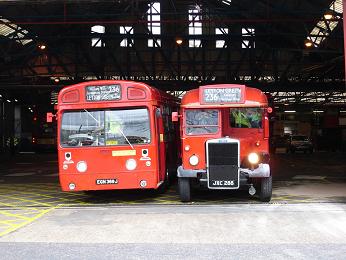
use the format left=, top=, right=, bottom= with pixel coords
left=61, top=108, right=150, bottom=147
left=230, top=108, right=262, bottom=128
left=185, top=109, right=219, bottom=135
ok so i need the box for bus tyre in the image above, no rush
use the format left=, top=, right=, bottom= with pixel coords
left=178, top=177, right=191, bottom=202
left=259, top=176, right=272, bottom=202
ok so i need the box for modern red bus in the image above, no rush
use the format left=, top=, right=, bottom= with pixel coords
left=48, top=80, right=180, bottom=192
left=173, top=84, right=272, bottom=202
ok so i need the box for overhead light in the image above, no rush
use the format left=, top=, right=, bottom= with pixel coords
left=324, top=11, right=334, bottom=20
left=14, top=99, right=18, bottom=102
left=54, top=78, right=60, bottom=83
left=175, top=37, right=183, bottom=45
left=284, top=103, right=289, bottom=106
left=221, top=0, right=232, bottom=5
left=284, top=110, right=296, bottom=113
left=38, top=44, right=46, bottom=50
left=6, top=99, right=11, bottom=103
left=313, top=110, right=324, bottom=113
left=304, top=39, right=313, bottom=48
left=340, top=111, right=346, bottom=113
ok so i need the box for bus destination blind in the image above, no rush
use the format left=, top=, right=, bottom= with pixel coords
left=85, top=85, right=121, bottom=101
left=202, top=87, right=242, bottom=104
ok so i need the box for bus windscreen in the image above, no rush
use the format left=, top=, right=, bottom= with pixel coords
left=185, top=109, right=219, bottom=135
left=61, top=108, right=150, bottom=147
left=230, top=108, right=263, bottom=128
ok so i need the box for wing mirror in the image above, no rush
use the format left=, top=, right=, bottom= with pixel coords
left=172, top=112, right=181, bottom=122
left=46, top=112, right=56, bottom=123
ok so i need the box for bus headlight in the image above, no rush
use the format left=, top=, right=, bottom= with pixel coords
left=189, top=155, right=199, bottom=166
left=126, top=159, right=137, bottom=171
left=76, top=161, right=87, bottom=172
left=248, top=153, right=259, bottom=164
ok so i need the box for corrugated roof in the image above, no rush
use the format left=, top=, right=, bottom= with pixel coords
left=0, top=18, right=33, bottom=45
left=307, top=0, right=342, bottom=47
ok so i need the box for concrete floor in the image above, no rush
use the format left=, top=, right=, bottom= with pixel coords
left=1, top=204, right=346, bottom=259
left=0, top=151, right=346, bottom=259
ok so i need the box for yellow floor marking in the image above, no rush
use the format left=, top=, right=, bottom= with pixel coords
left=0, top=194, right=55, bottom=207
left=0, top=222, right=17, bottom=227
left=0, top=211, right=31, bottom=220
left=0, top=201, right=40, bottom=211
left=10, top=190, right=87, bottom=204
left=0, top=206, right=58, bottom=237
left=0, top=219, right=26, bottom=227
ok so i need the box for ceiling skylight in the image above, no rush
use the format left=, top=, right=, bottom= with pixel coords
left=307, top=0, right=342, bottom=47
left=0, top=18, right=33, bottom=45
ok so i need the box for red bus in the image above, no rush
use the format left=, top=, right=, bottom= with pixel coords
left=173, top=84, right=272, bottom=202
left=48, top=80, right=180, bottom=192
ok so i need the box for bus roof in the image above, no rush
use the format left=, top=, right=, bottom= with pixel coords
left=181, top=84, right=268, bottom=108
left=58, top=80, right=179, bottom=106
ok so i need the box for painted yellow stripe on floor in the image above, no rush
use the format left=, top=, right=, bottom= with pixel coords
left=0, top=207, right=58, bottom=237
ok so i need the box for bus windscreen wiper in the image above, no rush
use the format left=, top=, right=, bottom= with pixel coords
left=83, top=109, right=133, bottom=149
left=117, top=127, right=134, bottom=150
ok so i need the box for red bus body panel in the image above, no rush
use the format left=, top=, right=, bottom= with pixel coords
left=57, top=80, right=179, bottom=192
left=180, top=84, right=269, bottom=171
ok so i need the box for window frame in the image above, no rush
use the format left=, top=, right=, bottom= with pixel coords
left=60, top=107, right=152, bottom=148
left=229, top=107, right=263, bottom=129
left=184, top=109, right=220, bottom=136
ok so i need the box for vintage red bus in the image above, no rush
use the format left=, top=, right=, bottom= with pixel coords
left=48, top=80, right=180, bottom=192
left=173, top=84, right=272, bottom=202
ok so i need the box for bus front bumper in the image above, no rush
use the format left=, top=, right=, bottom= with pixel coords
left=177, top=163, right=270, bottom=178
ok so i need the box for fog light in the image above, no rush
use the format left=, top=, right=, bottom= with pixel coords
left=140, top=180, right=147, bottom=187
left=76, top=161, right=87, bottom=172
left=189, top=155, right=199, bottom=166
left=248, top=153, right=259, bottom=164
left=249, top=185, right=256, bottom=196
left=69, top=183, right=76, bottom=190
left=126, top=159, right=137, bottom=171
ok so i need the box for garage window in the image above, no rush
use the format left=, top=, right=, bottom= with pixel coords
left=91, top=25, right=105, bottom=47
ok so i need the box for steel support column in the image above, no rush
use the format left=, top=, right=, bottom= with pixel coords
left=344, top=0, right=346, bottom=87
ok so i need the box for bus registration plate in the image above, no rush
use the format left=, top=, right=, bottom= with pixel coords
left=96, top=179, right=118, bottom=185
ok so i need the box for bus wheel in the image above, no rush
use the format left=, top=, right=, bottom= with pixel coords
left=259, top=176, right=272, bottom=202
left=178, top=177, right=191, bottom=202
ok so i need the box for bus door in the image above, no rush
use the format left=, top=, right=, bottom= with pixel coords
left=155, top=107, right=166, bottom=182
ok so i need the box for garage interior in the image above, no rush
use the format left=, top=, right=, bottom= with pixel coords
left=0, top=0, right=345, bottom=211
left=0, top=0, right=345, bottom=154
